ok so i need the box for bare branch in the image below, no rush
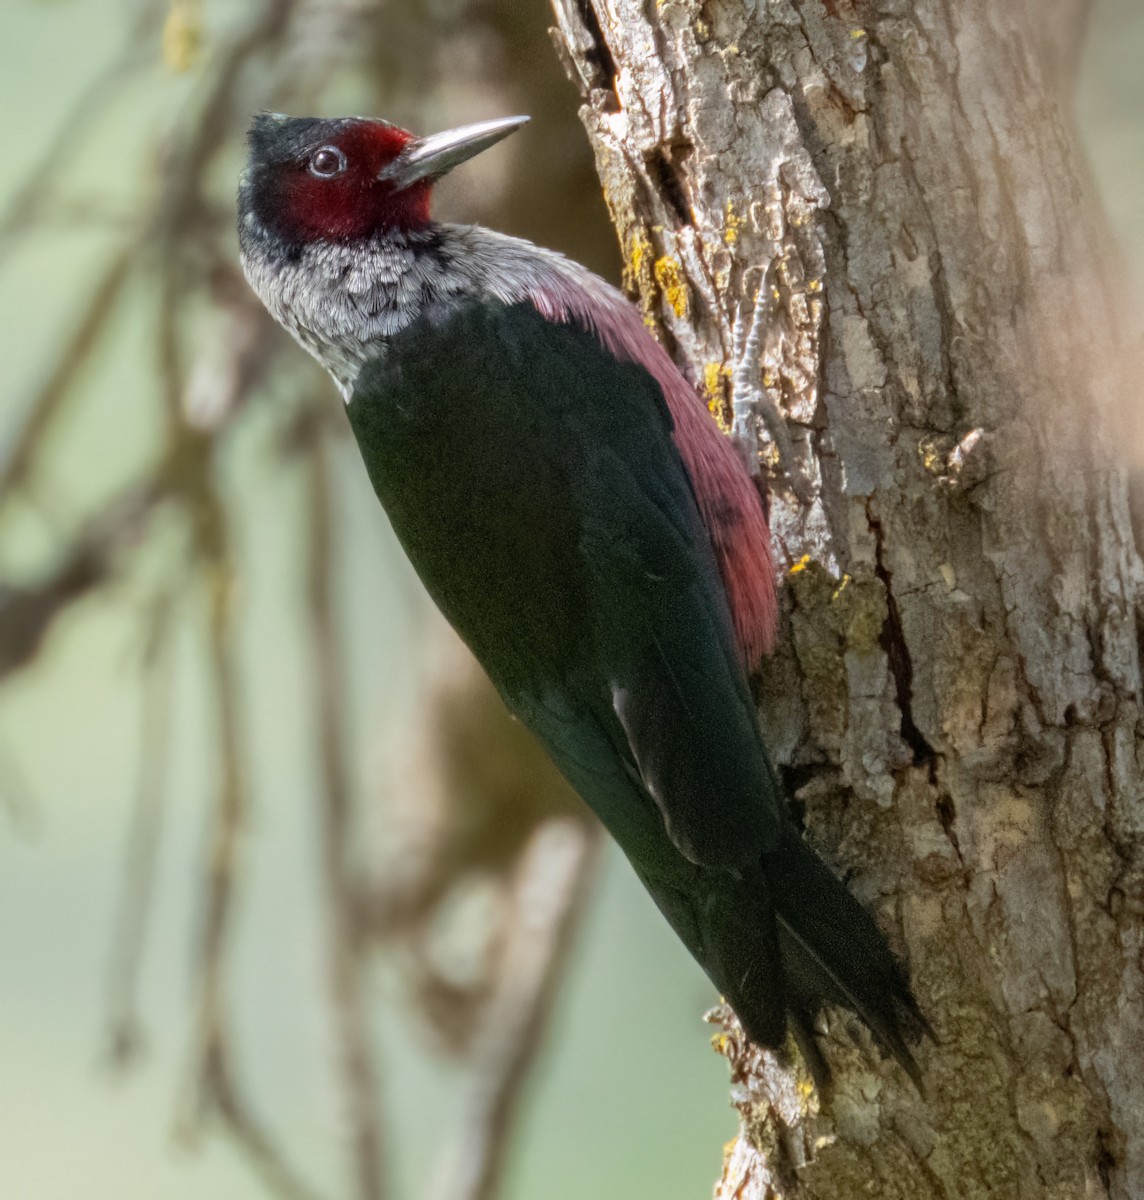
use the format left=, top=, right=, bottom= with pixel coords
left=0, top=0, right=163, bottom=265
left=0, top=475, right=163, bottom=682
left=307, top=414, right=388, bottom=1200
left=194, top=1035, right=332, bottom=1200
left=154, top=0, right=300, bottom=424
left=172, top=490, right=330, bottom=1200
left=0, top=244, right=136, bottom=505
left=105, top=598, right=176, bottom=1067
left=427, top=818, right=603, bottom=1200
left=3, top=3, right=617, bottom=1198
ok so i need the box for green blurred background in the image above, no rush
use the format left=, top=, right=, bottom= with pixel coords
left=1, top=2, right=1141, bottom=1198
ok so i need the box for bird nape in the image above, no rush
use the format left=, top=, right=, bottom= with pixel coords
left=237, top=110, right=929, bottom=1089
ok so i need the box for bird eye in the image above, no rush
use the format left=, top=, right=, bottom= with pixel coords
left=309, top=146, right=347, bottom=178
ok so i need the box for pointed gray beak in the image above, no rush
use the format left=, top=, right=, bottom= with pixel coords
left=380, top=115, right=530, bottom=188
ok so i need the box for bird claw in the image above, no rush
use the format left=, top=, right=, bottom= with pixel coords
left=730, top=290, right=771, bottom=468
left=729, top=285, right=815, bottom=506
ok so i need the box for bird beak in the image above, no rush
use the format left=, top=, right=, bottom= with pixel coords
left=380, top=115, right=530, bottom=188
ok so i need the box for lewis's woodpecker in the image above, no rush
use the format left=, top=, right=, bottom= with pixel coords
left=238, top=112, right=926, bottom=1084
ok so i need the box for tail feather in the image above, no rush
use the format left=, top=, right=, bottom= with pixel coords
left=764, top=824, right=929, bottom=1087
left=776, top=916, right=924, bottom=1089
left=699, top=878, right=787, bottom=1050
left=787, top=1004, right=830, bottom=1090
left=691, top=822, right=929, bottom=1089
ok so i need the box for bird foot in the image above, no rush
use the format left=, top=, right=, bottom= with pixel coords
left=730, top=287, right=815, bottom=507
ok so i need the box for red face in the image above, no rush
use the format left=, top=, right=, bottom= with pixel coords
left=245, top=116, right=433, bottom=243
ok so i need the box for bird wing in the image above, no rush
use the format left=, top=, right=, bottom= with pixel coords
left=561, top=429, right=783, bottom=866
left=351, top=297, right=784, bottom=869
left=497, top=300, right=786, bottom=867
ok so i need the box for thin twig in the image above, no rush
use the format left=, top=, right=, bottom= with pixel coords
left=154, top=0, right=301, bottom=425
left=0, top=0, right=163, bottom=265
left=3, top=5, right=606, bottom=1200
left=427, top=817, right=603, bottom=1200
left=174, top=414, right=326, bottom=1200
left=173, top=484, right=258, bottom=1148
left=200, top=1033, right=332, bottom=1200
left=308, top=415, right=388, bottom=1200
left=183, top=498, right=245, bottom=1104
left=0, top=549, right=106, bottom=680
left=0, top=474, right=162, bottom=685
left=105, top=595, right=177, bottom=1068
left=0, top=243, right=137, bottom=504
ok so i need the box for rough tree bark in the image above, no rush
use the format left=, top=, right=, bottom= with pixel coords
left=550, top=2, right=1144, bottom=1197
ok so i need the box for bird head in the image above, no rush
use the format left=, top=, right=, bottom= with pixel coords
left=240, top=112, right=529, bottom=244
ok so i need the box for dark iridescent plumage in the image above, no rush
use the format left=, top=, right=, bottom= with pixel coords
left=238, top=113, right=928, bottom=1085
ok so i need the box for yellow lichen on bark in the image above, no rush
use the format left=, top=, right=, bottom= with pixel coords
left=653, top=255, right=690, bottom=319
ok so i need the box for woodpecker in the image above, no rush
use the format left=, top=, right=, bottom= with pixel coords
left=238, top=112, right=926, bottom=1084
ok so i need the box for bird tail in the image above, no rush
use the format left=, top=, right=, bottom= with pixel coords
left=697, top=823, right=929, bottom=1089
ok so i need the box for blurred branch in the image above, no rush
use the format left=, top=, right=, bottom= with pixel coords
left=0, top=0, right=164, bottom=266
left=0, top=243, right=137, bottom=505
left=307, top=414, right=388, bottom=1200
left=0, top=543, right=108, bottom=678
left=169, top=298, right=312, bottom=1200
left=0, top=477, right=160, bottom=680
left=174, top=490, right=329, bottom=1200
left=181, top=497, right=243, bottom=1123
left=105, top=594, right=176, bottom=1067
left=2, top=0, right=616, bottom=1196
left=155, top=0, right=300, bottom=424
left=196, top=1033, right=332, bottom=1200
left=427, top=817, right=603, bottom=1200
left=171, top=429, right=327, bottom=1198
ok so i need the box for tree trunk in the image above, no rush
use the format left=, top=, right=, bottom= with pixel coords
left=550, top=2, right=1144, bottom=1197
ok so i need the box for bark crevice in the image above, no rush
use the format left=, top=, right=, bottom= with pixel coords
left=866, top=497, right=938, bottom=773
